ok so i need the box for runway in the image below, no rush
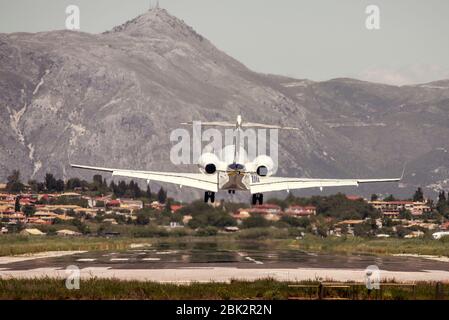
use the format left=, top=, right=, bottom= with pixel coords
left=1, top=242, right=449, bottom=283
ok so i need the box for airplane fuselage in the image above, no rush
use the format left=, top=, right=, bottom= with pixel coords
left=220, top=169, right=248, bottom=191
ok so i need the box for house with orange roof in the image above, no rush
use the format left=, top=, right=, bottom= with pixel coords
left=284, top=205, right=316, bottom=217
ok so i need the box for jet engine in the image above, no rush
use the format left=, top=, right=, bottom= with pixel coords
left=248, top=155, right=274, bottom=177
left=198, top=153, right=226, bottom=174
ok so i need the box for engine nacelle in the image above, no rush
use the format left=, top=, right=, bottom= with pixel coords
left=247, top=155, right=274, bottom=177
left=198, top=153, right=226, bottom=175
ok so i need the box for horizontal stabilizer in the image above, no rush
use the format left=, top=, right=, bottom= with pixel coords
left=242, top=122, right=299, bottom=130
left=181, top=117, right=299, bottom=130
left=180, top=121, right=235, bottom=127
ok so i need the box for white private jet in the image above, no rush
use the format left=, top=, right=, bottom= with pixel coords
left=71, top=115, right=403, bottom=205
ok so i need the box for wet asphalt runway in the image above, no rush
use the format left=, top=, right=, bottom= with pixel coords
left=1, top=243, right=449, bottom=273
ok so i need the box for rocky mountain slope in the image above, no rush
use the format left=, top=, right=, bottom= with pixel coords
left=1, top=8, right=448, bottom=199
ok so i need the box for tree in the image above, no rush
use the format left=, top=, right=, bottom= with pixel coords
left=316, top=225, right=329, bottom=238
left=22, top=205, right=35, bottom=217
left=14, top=196, right=21, bottom=212
left=438, top=191, right=446, bottom=202
left=93, top=174, right=103, bottom=189
left=211, top=213, right=236, bottom=228
left=129, top=180, right=142, bottom=198
left=413, top=187, right=424, bottom=202
left=136, top=212, right=150, bottom=225
left=6, top=170, right=24, bottom=193
left=45, top=173, right=57, bottom=191
left=117, top=181, right=127, bottom=197
left=28, top=180, right=38, bottom=193
left=399, top=208, right=412, bottom=220
left=146, top=185, right=152, bottom=201
left=133, top=182, right=142, bottom=198
left=165, top=198, right=173, bottom=212
left=383, top=194, right=396, bottom=201
left=311, top=193, right=380, bottom=220
left=157, top=187, right=167, bottom=204
left=126, top=181, right=135, bottom=197
left=266, top=198, right=288, bottom=211
left=242, top=215, right=270, bottom=228
left=170, top=212, right=183, bottom=224
left=422, top=210, right=440, bottom=221
left=97, top=225, right=106, bottom=236
left=437, top=191, right=449, bottom=217
left=36, top=182, right=45, bottom=193
left=72, top=219, right=89, bottom=234
left=179, top=199, right=236, bottom=229
left=396, top=226, right=411, bottom=238
left=196, top=226, right=218, bottom=236
left=353, top=223, right=373, bottom=237
left=382, top=217, right=393, bottom=227
left=280, top=216, right=311, bottom=228
left=370, top=194, right=379, bottom=201
left=92, top=174, right=110, bottom=194
left=55, top=179, right=65, bottom=192
left=66, top=178, right=82, bottom=190
left=187, top=211, right=236, bottom=229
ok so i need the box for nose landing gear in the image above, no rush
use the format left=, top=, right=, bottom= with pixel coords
left=204, top=191, right=215, bottom=203
left=251, top=193, right=263, bottom=205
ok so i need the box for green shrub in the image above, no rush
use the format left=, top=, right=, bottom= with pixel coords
left=195, top=226, right=218, bottom=237
left=242, top=215, right=271, bottom=228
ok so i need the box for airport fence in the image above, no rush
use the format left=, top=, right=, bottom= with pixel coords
left=288, top=282, right=448, bottom=300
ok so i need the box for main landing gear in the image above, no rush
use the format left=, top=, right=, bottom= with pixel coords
left=204, top=191, right=215, bottom=203
left=252, top=193, right=263, bottom=205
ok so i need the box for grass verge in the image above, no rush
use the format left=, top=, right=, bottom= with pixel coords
left=293, top=235, right=449, bottom=256
left=0, top=278, right=447, bottom=300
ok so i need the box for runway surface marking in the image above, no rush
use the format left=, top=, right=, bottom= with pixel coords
left=76, top=258, right=96, bottom=262
left=156, top=251, right=178, bottom=255
left=110, top=258, right=129, bottom=261
left=245, top=256, right=264, bottom=265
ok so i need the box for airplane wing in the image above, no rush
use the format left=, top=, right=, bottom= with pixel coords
left=71, top=164, right=218, bottom=192
left=249, top=176, right=402, bottom=194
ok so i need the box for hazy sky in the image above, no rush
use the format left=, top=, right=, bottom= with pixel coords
left=1, top=0, right=448, bottom=85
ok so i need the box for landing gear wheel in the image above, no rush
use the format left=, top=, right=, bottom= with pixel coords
left=204, top=191, right=215, bottom=203
left=251, top=193, right=264, bottom=205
